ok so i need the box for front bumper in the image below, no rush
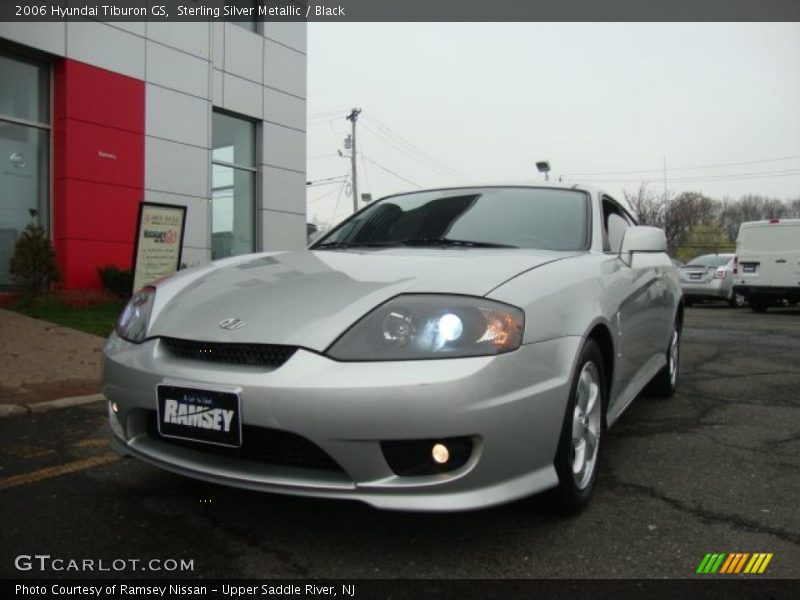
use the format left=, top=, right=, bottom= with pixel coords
left=102, top=333, right=581, bottom=511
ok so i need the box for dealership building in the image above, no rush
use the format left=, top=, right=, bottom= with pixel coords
left=0, top=19, right=307, bottom=289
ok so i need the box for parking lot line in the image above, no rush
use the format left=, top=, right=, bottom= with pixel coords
left=0, top=453, right=120, bottom=491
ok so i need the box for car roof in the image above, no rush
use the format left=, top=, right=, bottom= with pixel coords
left=740, top=219, right=800, bottom=227
left=381, top=181, right=632, bottom=211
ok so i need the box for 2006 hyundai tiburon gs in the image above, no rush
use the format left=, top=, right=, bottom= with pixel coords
left=103, top=184, right=683, bottom=513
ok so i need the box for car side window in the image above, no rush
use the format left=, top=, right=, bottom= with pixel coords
left=602, top=198, right=632, bottom=253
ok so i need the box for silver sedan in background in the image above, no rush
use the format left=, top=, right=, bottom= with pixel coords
left=103, top=184, right=683, bottom=513
left=679, top=253, right=745, bottom=307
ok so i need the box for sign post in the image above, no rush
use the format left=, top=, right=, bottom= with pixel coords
left=131, top=202, right=187, bottom=293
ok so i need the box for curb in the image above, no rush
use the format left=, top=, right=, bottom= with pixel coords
left=0, top=393, right=105, bottom=419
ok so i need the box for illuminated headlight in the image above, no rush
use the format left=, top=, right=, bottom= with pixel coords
left=115, top=287, right=155, bottom=343
left=327, top=294, right=524, bottom=361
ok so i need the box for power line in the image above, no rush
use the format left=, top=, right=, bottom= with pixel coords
left=570, top=168, right=800, bottom=185
left=309, top=184, right=346, bottom=204
left=327, top=180, right=348, bottom=227
left=361, top=154, right=422, bottom=189
left=564, top=154, right=800, bottom=178
left=306, top=172, right=350, bottom=185
left=362, top=114, right=467, bottom=181
left=360, top=120, right=460, bottom=184
left=308, top=109, right=350, bottom=119
left=364, top=114, right=465, bottom=181
left=360, top=152, right=373, bottom=199
left=307, top=179, right=349, bottom=187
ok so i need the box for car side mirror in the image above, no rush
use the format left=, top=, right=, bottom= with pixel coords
left=619, top=226, right=667, bottom=264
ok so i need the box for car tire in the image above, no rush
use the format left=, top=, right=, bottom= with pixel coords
left=647, top=319, right=680, bottom=398
left=728, top=293, right=746, bottom=308
left=750, top=299, right=768, bottom=313
left=549, top=339, right=606, bottom=515
left=684, top=298, right=693, bottom=307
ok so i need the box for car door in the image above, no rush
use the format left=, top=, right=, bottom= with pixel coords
left=600, top=198, right=659, bottom=412
left=736, top=224, right=771, bottom=288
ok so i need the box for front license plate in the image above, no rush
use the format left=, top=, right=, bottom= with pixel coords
left=157, top=385, right=242, bottom=448
left=690, top=273, right=702, bottom=280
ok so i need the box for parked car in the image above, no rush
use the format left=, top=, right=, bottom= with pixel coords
left=733, top=219, right=800, bottom=312
left=103, top=184, right=682, bottom=513
left=679, top=253, right=745, bottom=307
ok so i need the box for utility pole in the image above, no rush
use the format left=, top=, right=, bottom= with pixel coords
left=346, top=108, right=361, bottom=213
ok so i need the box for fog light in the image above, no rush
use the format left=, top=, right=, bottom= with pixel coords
left=108, top=401, right=125, bottom=440
left=431, top=443, right=450, bottom=464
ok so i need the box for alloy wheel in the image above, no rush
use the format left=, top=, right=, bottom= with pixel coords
left=571, top=362, right=602, bottom=490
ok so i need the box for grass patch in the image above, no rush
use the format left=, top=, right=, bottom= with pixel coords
left=12, top=296, right=124, bottom=338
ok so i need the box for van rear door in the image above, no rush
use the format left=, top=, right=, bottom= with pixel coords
left=736, top=221, right=800, bottom=288
left=736, top=224, right=771, bottom=286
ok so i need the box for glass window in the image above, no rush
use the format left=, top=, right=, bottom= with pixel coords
left=212, top=111, right=255, bottom=167
left=602, top=198, right=634, bottom=253
left=685, top=254, right=733, bottom=268
left=0, top=51, right=50, bottom=287
left=212, top=111, right=256, bottom=260
left=0, top=53, right=49, bottom=124
left=317, top=187, right=589, bottom=251
left=606, top=213, right=629, bottom=253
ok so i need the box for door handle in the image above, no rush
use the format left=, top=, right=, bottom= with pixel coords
left=775, top=259, right=787, bottom=264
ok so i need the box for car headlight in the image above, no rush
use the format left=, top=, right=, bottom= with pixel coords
left=327, top=294, right=525, bottom=361
left=115, top=287, right=155, bottom=343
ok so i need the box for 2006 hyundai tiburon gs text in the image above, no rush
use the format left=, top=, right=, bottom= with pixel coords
left=103, top=184, right=683, bottom=513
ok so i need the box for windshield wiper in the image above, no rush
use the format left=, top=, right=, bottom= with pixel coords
left=313, top=240, right=398, bottom=250
left=400, top=237, right=518, bottom=249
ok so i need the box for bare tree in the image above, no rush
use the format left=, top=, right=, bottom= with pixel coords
left=624, top=183, right=715, bottom=254
left=624, top=182, right=664, bottom=228
left=789, top=198, right=800, bottom=218
left=718, top=194, right=793, bottom=241
left=662, top=191, right=715, bottom=254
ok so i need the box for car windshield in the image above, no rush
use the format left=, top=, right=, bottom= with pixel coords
left=313, top=187, right=589, bottom=251
left=683, top=254, right=733, bottom=268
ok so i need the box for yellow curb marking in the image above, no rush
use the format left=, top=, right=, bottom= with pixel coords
left=0, top=453, right=120, bottom=491
left=71, top=438, right=109, bottom=449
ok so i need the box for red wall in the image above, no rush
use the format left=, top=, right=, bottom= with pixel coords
left=53, top=59, right=144, bottom=289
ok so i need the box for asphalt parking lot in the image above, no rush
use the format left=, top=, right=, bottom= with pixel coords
left=1, top=305, right=798, bottom=579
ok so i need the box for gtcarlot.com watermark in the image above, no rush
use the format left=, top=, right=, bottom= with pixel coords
left=14, top=554, right=194, bottom=573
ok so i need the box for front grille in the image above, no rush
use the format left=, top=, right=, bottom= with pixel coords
left=146, top=413, right=345, bottom=473
left=160, top=337, right=296, bottom=368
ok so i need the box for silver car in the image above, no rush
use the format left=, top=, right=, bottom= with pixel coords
left=679, top=253, right=744, bottom=307
left=103, top=185, right=682, bottom=513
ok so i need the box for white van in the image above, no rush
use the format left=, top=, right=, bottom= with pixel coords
left=733, top=219, right=800, bottom=312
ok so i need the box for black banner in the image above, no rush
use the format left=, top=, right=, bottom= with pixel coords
left=5, top=579, right=800, bottom=600
left=2, top=0, right=799, bottom=22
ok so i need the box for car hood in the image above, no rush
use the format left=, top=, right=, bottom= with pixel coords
left=148, top=248, right=576, bottom=351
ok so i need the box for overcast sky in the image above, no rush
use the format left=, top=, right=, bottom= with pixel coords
left=306, top=23, right=800, bottom=228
